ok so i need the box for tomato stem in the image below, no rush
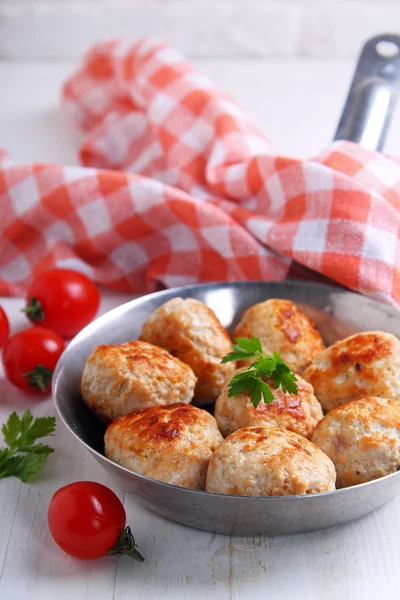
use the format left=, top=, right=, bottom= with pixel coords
left=108, top=527, right=145, bottom=562
left=21, top=297, right=45, bottom=322
left=22, top=365, right=53, bottom=392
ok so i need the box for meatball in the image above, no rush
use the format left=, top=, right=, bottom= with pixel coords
left=104, top=403, right=223, bottom=489
left=303, top=331, right=400, bottom=413
left=233, top=299, right=325, bottom=374
left=81, top=340, right=196, bottom=423
left=214, top=369, right=323, bottom=439
left=206, top=426, right=336, bottom=496
left=140, top=297, right=235, bottom=404
left=311, top=397, right=400, bottom=488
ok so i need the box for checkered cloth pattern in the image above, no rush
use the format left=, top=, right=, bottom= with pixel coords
left=1, top=38, right=400, bottom=307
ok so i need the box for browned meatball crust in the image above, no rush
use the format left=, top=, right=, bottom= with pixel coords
left=105, top=403, right=223, bottom=489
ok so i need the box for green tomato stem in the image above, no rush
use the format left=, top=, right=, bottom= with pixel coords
left=21, top=297, right=45, bottom=322
left=108, top=527, right=145, bottom=562
left=22, top=365, right=53, bottom=392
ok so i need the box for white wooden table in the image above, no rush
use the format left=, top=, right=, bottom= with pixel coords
left=1, top=58, right=400, bottom=600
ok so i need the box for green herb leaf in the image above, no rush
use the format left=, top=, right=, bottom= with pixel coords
left=258, top=378, right=275, bottom=405
left=1, top=453, right=48, bottom=483
left=272, top=351, right=299, bottom=394
left=223, top=336, right=298, bottom=407
left=17, top=443, right=54, bottom=456
left=233, top=336, right=263, bottom=353
left=227, top=372, right=253, bottom=397
left=252, top=355, right=276, bottom=377
left=0, top=410, right=56, bottom=482
left=20, top=415, right=56, bottom=444
left=1, top=412, right=22, bottom=446
left=221, top=336, right=263, bottom=363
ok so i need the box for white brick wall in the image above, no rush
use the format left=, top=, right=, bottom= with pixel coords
left=0, top=1, right=399, bottom=59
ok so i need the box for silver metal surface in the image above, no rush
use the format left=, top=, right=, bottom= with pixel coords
left=334, top=33, right=400, bottom=150
left=53, top=281, right=400, bottom=536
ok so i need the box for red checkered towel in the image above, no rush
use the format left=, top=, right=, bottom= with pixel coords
left=1, top=39, right=400, bottom=307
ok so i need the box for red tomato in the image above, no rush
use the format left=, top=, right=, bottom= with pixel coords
left=2, top=327, right=65, bottom=394
left=48, top=482, right=144, bottom=561
left=24, top=269, right=100, bottom=339
left=0, top=306, right=9, bottom=349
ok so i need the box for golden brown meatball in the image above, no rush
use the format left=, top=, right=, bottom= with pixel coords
left=140, top=297, right=235, bottom=404
left=233, top=299, right=325, bottom=374
left=81, top=340, right=196, bottom=423
left=206, top=426, right=336, bottom=496
left=303, top=331, right=400, bottom=413
left=214, top=369, right=323, bottom=438
left=104, top=403, right=223, bottom=489
left=311, top=397, right=400, bottom=488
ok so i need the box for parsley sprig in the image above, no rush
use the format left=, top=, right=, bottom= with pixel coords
left=221, top=336, right=298, bottom=407
left=0, top=410, right=56, bottom=482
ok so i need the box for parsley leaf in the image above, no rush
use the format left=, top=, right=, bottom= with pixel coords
left=1, top=412, right=21, bottom=446
left=258, top=378, right=275, bottom=404
left=228, top=371, right=254, bottom=397
left=0, top=410, right=56, bottom=482
left=221, top=336, right=263, bottom=363
left=222, top=337, right=298, bottom=407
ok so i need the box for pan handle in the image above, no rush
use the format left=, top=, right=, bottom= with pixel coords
left=334, top=33, right=400, bottom=151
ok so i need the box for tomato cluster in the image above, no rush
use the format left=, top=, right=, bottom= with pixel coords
left=1, top=275, right=145, bottom=564
left=1, top=269, right=100, bottom=395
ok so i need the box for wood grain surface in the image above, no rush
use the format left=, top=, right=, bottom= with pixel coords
left=1, top=59, right=400, bottom=599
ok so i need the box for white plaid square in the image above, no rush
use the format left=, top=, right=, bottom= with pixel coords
left=43, top=220, right=75, bottom=245
left=246, top=134, right=271, bottom=156
left=57, top=259, right=95, bottom=278
left=81, top=85, right=111, bottom=115
left=265, top=172, right=286, bottom=214
left=162, top=274, right=198, bottom=287
left=365, top=156, right=400, bottom=187
left=302, top=162, right=334, bottom=192
left=186, top=72, right=216, bottom=91
left=149, top=93, right=177, bottom=124
left=77, top=198, right=111, bottom=236
left=1, top=254, right=31, bottom=282
left=110, top=242, right=149, bottom=274
left=202, top=225, right=234, bottom=258
left=180, top=118, right=214, bottom=152
left=362, top=225, right=397, bottom=264
left=156, top=47, right=185, bottom=65
left=64, top=167, right=96, bottom=183
left=128, top=178, right=165, bottom=212
left=293, top=219, right=329, bottom=252
left=163, top=224, right=199, bottom=252
left=247, top=218, right=272, bottom=242
left=9, top=176, right=40, bottom=216
left=224, top=163, right=250, bottom=199
left=208, top=140, right=226, bottom=168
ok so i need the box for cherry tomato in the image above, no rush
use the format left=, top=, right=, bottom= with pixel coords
left=23, top=269, right=100, bottom=339
left=48, top=482, right=144, bottom=561
left=0, top=306, right=9, bottom=349
left=2, top=327, right=65, bottom=394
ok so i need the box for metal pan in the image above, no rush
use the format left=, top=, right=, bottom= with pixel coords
left=52, top=35, right=400, bottom=534
left=52, top=280, right=400, bottom=535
